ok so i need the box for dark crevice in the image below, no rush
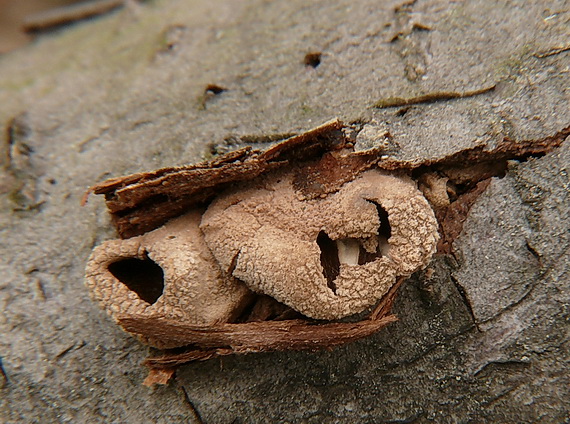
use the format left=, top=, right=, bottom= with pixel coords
left=177, top=384, right=205, bottom=424
left=358, top=244, right=378, bottom=265
left=108, top=255, right=164, bottom=304
left=450, top=275, right=481, bottom=332
left=316, top=230, right=340, bottom=293
left=200, top=84, right=228, bottom=109
left=317, top=203, right=391, bottom=289
left=232, top=295, right=258, bottom=323
left=227, top=250, right=240, bottom=275
left=473, top=359, right=531, bottom=377
left=374, top=201, right=392, bottom=239
left=205, top=84, right=227, bottom=95
left=0, top=356, right=8, bottom=387
left=476, top=281, right=538, bottom=326
left=525, top=240, right=541, bottom=262
left=359, top=200, right=391, bottom=265
left=111, top=193, right=170, bottom=216
left=385, top=411, right=425, bottom=424
left=232, top=294, right=300, bottom=323
left=304, top=52, right=322, bottom=68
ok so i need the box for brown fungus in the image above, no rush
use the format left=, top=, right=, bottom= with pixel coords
left=85, top=210, right=251, bottom=348
left=201, top=169, right=439, bottom=320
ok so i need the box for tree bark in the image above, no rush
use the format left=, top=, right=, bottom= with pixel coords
left=1, top=0, right=568, bottom=422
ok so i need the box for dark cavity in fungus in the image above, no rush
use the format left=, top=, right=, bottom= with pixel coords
left=316, top=230, right=340, bottom=293
left=317, top=202, right=392, bottom=293
left=359, top=201, right=391, bottom=265
left=108, top=257, right=164, bottom=304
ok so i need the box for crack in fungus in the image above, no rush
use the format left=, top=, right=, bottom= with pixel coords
left=316, top=231, right=340, bottom=293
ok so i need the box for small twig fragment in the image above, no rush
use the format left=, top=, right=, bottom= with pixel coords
left=23, top=0, right=128, bottom=32
left=55, top=344, right=76, bottom=360
left=373, top=85, right=496, bottom=108
left=533, top=45, right=570, bottom=58
left=412, top=22, right=432, bottom=31
left=55, top=341, right=86, bottom=360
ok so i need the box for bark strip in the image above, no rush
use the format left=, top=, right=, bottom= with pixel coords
left=372, top=85, right=496, bottom=109
left=135, top=278, right=404, bottom=373
left=85, top=118, right=345, bottom=238
left=121, top=315, right=398, bottom=353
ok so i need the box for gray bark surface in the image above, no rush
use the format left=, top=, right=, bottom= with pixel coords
left=0, top=0, right=568, bottom=422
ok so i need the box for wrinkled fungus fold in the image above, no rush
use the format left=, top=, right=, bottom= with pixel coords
left=201, top=169, right=439, bottom=320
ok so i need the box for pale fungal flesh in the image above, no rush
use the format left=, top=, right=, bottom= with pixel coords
left=85, top=210, right=251, bottom=348
left=201, top=169, right=439, bottom=320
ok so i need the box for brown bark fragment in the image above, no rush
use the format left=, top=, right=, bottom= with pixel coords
left=291, top=148, right=382, bottom=199
left=87, top=118, right=346, bottom=238
left=436, top=179, right=492, bottom=254
left=138, top=277, right=404, bottom=377
left=122, top=314, right=398, bottom=353
left=143, top=367, right=176, bottom=386
left=88, top=120, right=569, bottom=240
left=380, top=125, right=570, bottom=171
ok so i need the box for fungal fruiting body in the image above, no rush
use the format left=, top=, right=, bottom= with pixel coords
left=201, top=169, right=439, bottom=320
left=85, top=210, right=251, bottom=348
left=86, top=166, right=438, bottom=346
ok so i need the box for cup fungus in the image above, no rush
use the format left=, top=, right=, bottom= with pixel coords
left=85, top=210, right=251, bottom=348
left=201, top=169, right=439, bottom=320
left=85, top=167, right=438, bottom=346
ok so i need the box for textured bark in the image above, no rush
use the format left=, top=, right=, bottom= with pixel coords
left=87, top=119, right=346, bottom=238
left=1, top=0, right=569, bottom=423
